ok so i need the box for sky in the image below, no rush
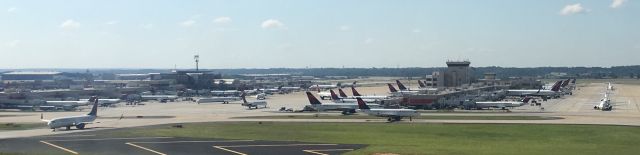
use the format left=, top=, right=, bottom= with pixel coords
left=1, top=0, right=638, bottom=69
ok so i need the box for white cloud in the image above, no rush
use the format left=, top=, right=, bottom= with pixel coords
left=560, top=3, right=587, bottom=15
left=180, top=20, right=196, bottom=27
left=412, top=29, right=422, bottom=33
left=59, top=19, right=80, bottom=29
left=7, top=7, right=17, bottom=13
left=5, top=40, right=20, bottom=47
left=140, top=23, right=154, bottom=29
left=261, top=19, right=284, bottom=29
left=338, top=25, right=350, bottom=31
left=213, top=17, right=232, bottom=24
left=106, top=20, right=119, bottom=25
left=364, top=38, right=374, bottom=44
left=611, top=0, right=627, bottom=8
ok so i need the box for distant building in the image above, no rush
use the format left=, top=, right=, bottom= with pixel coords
left=424, top=61, right=474, bottom=88
left=1, top=71, right=63, bottom=81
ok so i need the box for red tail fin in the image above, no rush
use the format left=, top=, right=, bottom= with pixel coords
left=351, top=86, right=362, bottom=96
left=306, top=92, right=322, bottom=105
left=396, top=80, right=407, bottom=90
left=329, top=90, right=340, bottom=100
left=388, top=83, right=398, bottom=93
left=338, top=89, right=349, bottom=97
left=551, top=81, right=562, bottom=92
left=356, top=98, right=370, bottom=109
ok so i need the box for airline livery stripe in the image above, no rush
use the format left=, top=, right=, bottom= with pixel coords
left=40, top=141, right=78, bottom=154
left=213, top=146, right=247, bottom=155
left=126, top=142, right=166, bottom=155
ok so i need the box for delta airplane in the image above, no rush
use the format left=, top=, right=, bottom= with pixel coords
left=356, top=98, right=419, bottom=122
left=388, top=83, right=419, bottom=96
left=306, top=92, right=379, bottom=115
left=329, top=90, right=377, bottom=103
left=308, top=81, right=357, bottom=90
left=506, top=80, right=563, bottom=98
left=350, top=87, right=389, bottom=99
left=474, top=97, right=532, bottom=110
left=41, top=97, right=99, bottom=131
left=241, top=94, right=267, bottom=109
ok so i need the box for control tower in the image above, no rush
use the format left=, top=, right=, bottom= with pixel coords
left=444, top=61, right=472, bottom=87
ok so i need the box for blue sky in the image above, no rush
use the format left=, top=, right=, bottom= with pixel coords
left=1, top=0, right=638, bottom=69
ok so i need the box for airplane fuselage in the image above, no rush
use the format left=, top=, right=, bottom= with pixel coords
left=47, top=115, right=96, bottom=129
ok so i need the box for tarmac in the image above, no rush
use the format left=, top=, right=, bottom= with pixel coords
left=1, top=81, right=640, bottom=153
left=0, top=131, right=364, bottom=155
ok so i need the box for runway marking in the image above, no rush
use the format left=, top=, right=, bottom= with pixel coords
left=213, top=146, right=247, bottom=155
left=126, top=142, right=167, bottom=155
left=40, top=141, right=79, bottom=155
left=303, top=149, right=355, bottom=155
left=213, top=144, right=340, bottom=155
left=129, top=140, right=254, bottom=144
left=46, top=137, right=172, bottom=142
left=216, top=143, right=338, bottom=148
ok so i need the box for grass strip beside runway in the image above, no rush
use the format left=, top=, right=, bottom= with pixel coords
left=108, top=122, right=640, bottom=155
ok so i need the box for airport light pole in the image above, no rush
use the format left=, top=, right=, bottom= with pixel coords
left=194, top=54, right=199, bottom=71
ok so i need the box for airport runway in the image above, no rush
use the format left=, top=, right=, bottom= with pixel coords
left=0, top=131, right=364, bottom=155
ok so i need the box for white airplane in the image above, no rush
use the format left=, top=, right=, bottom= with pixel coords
left=44, top=101, right=90, bottom=110
left=140, top=95, right=178, bottom=101
left=506, top=81, right=563, bottom=98
left=305, top=91, right=378, bottom=115
left=80, top=98, right=121, bottom=107
left=339, top=87, right=389, bottom=100
left=210, top=90, right=242, bottom=96
left=308, top=81, right=357, bottom=90
left=607, top=82, right=614, bottom=91
left=356, top=98, right=419, bottom=122
left=196, top=96, right=241, bottom=104
left=41, top=97, right=99, bottom=131
left=474, top=97, right=532, bottom=110
left=329, top=90, right=377, bottom=103
left=594, top=92, right=613, bottom=111
left=240, top=94, right=267, bottom=109
left=388, top=83, right=419, bottom=96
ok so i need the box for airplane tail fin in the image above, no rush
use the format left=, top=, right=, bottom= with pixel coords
left=522, top=97, right=532, bottom=103
left=561, top=79, right=570, bottom=87
left=338, top=89, right=348, bottom=98
left=356, top=98, right=370, bottom=110
left=329, top=90, right=341, bottom=100
left=388, top=83, right=398, bottom=93
left=87, top=96, right=98, bottom=116
left=396, top=80, right=407, bottom=90
left=306, top=92, right=322, bottom=105
left=571, top=79, right=576, bottom=84
left=351, top=86, right=362, bottom=96
left=418, top=80, right=426, bottom=88
left=241, top=93, right=248, bottom=103
left=551, top=81, right=563, bottom=92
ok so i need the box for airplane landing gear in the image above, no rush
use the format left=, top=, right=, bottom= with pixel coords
left=66, top=126, right=71, bottom=130
left=76, top=123, right=85, bottom=130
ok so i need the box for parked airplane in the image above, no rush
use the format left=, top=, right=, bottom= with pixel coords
left=607, top=82, right=614, bottom=91
left=196, top=96, right=241, bottom=104
left=43, top=101, right=90, bottom=111
left=329, top=90, right=377, bottom=103
left=351, top=87, right=389, bottom=99
left=388, top=83, right=419, bottom=96
left=241, top=94, right=267, bottom=109
left=356, top=98, right=419, bottom=122
left=506, top=81, right=563, bottom=98
left=594, top=92, right=613, bottom=111
left=211, top=90, right=242, bottom=96
left=41, top=97, right=99, bottom=131
left=80, top=98, right=121, bottom=107
left=140, top=95, right=178, bottom=101
left=308, top=81, right=357, bottom=90
left=305, top=91, right=359, bottom=114
left=474, top=97, right=532, bottom=110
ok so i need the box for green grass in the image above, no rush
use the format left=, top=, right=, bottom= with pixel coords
left=106, top=122, right=640, bottom=155
left=233, top=114, right=560, bottom=120
left=0, top=123, right=46, bottom=130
